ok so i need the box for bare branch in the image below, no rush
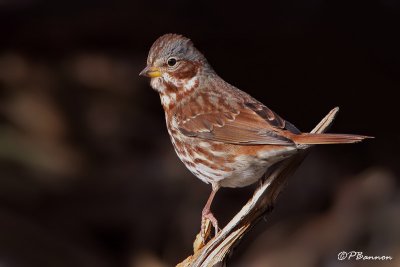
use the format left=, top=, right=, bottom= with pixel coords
left=177, top=107, right=340, bottom=267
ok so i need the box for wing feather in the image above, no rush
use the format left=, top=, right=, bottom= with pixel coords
left=177, top=101, right=295, bottom=145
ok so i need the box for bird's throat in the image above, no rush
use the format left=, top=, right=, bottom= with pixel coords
left=154, top=76, right=200, bottom=111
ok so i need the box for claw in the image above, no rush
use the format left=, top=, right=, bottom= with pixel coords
left=202, top=211, right=219, bottom=236
left=200, top=184, right=221, bottom=244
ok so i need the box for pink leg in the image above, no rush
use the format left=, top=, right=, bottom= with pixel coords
left=201, top=184, right=220, bottom=237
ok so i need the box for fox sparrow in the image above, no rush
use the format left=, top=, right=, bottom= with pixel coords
left=140, top=34, right=370, bottom=235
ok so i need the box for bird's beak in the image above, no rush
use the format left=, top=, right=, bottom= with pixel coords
left=139, top=66, right=162, bottom=78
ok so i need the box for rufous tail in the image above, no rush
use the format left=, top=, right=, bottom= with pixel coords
left=292, top=133, right=373, bottom=145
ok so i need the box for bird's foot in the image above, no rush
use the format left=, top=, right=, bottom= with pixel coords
left=201, top=210, right=219, bottom=242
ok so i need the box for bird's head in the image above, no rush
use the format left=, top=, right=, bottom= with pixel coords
left=140, top=34, right=212, bottom=96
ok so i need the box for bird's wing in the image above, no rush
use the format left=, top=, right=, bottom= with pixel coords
left=177, top=98, right=299, bottom=145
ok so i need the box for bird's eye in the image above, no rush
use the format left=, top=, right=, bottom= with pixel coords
left=167, top=57, right=177, bottom=67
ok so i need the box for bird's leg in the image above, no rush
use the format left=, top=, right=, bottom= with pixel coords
left=201, top=183, right=220, bottom=240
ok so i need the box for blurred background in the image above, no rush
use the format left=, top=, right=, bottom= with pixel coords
left=0, top=1, right=399, bottom=267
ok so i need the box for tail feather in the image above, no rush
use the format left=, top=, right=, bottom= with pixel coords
left=292, top=133, right=373, bottom=145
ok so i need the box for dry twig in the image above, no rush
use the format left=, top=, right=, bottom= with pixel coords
left=177, top=107, right=340, bottom=267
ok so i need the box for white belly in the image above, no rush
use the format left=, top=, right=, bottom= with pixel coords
left=167, top=119, right=297, bottom=188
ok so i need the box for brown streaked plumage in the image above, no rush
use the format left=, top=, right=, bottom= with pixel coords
left=140, top=33, right=371, bottom=236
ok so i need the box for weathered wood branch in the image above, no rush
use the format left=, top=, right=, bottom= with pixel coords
left=177, top=107, right=340, bottom=267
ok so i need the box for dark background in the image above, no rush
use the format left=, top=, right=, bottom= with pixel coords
left=0, top=1, right=399, bottom=267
